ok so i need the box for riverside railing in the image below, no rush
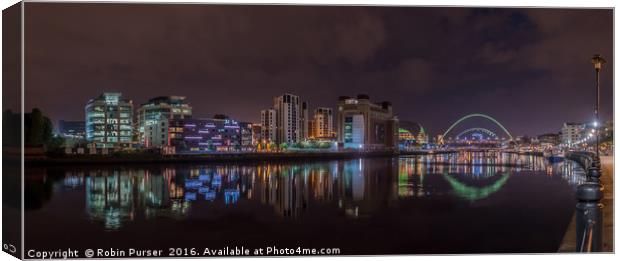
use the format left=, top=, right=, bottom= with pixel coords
left=565, top=151, right=604, bottom=252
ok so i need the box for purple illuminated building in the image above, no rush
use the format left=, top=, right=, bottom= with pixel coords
left=169, top=116, right=253, bottom=153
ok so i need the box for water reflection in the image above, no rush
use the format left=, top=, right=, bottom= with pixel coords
left=28, top=152, right=586, bottom=230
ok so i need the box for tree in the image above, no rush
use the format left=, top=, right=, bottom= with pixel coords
left=24, top=108, right=63, bottom=152
left=27, top=108, right=45, bottom=146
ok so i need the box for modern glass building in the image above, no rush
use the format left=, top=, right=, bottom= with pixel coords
left=85, top=92, right=133, bottom=148
left=137, top=96, right=192, bottom=148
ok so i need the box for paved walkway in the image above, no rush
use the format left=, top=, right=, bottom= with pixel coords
left=559, top=156, right=613, bottom=252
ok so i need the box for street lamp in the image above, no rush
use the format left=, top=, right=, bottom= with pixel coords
left=591, top=54, right=606, bottom=158
left=573, top=54, right=606, bottom=252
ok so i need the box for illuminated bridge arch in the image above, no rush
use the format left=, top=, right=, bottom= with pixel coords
left=443, top=113, right=513, bottom=140
left=456, top=128, right=497, bottom=139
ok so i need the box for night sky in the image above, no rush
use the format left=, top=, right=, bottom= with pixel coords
left=23, top=3, right=613, bottom=137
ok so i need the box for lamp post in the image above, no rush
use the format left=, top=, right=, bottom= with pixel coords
left=591, top=54, right=606, bottom=158
left=574, top=55, right=606, bottom=252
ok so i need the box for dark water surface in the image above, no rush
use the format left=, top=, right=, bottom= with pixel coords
left=24, top=152, right=585, bottom=255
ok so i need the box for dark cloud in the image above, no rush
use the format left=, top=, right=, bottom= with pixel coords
left=23, top=4, right=612, bottom=137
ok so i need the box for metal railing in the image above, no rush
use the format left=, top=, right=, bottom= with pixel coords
left=567, top=151, right=604, bottom=252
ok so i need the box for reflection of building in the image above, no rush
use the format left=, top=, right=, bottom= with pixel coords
left=84, top=169, right=190, bottom=230
left=73, top=159, right=406, bottom=229
left=313, top=107, right=334, bottom=139
left=337, top=158, right=398, bottom=217
left=137, top=96, right=192, bottom=148
left=85, top=172, right=136, bottom=230
left=251, top=165, right=309, bottom=217
left=561, top=122, right=585, bottom=146
left=85, top=92, right=133, bottom=148
left=337, top=94, right=398, bottom=150
left=169, top=117, right=252, bottom=152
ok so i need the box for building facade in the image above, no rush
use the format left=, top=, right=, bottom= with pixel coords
left=272, top=93, right=305, bottom=144
left=251, top=124, right=263, bottom=145
left=85, top=92, right=133, bottom=148
left=313, top=107, right=334, bottom=139
left=561, top=122, right=585, bottom=147
left=300, top=101, right=309, bottom=140
left=260, top=109, right=277, bottom=143
left=137, top=96, right=192, bottom=148
left=416, top=127, right=428, bottom=144
left=58, top=120, right=86, bottom=138
left=240, top=122, right=253, bottom=147
left=337, top=95, right=399, bottom=150
left=538, top=133, right=560, bottom=147
left=169, top=118, right=252, bottom=152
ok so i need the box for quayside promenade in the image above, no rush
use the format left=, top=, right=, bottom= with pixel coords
left=558, top=155, right=614, bottom=252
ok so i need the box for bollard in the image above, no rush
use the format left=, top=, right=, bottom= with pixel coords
left=587, top=157, right=602, bottom=182
left=575, top=166, right=604, bottom=252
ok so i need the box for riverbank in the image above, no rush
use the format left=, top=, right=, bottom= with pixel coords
left=24, top=150, right=461, bottom=166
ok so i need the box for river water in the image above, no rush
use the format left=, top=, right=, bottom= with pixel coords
left=24, top=152, right=585, bottom=255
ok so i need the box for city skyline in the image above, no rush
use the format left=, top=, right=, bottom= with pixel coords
left=19, top=4, right=613, bottom=137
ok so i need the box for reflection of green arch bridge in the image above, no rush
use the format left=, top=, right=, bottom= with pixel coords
left=443, top=171, right=510, bottom=201
left=443, top=113, right=513, bottom=140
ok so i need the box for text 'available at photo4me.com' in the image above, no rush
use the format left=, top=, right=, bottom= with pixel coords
left=26, top=246, right=342, bottom=259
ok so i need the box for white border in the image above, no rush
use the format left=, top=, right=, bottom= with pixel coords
left=0, top=1, right=617, bottom=261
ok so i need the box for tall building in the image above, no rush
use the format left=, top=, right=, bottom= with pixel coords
left=260, top=109, right=277, bottom=143
left=272, top=93, right=306, bottom=144
left=337, top=94, right=399, bottom=150
left=85, top=92, right=133, bottom=148
left=561, top=122, right=585, bottom=147
left=240, top=122, right=253, bottom=147
left=251, top=124, right=263, bottom=145
left=300, top=101, right=309, bottom=140
left=308, top=119, right=317, bottom=139
left=313, top=107, right=334, bottom=138
left=137, top=96, right=192, bottom=147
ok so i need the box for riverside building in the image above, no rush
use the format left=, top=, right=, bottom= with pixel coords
left=137, top=96, right=192, bottom=148
left=272, top=93, right=306, bottom=144
left=169, top=117, right=252, bottom=153
left=561, top=122, right=585, bottom=147
left=313, top=107, right=334, bottom=139
left=260, top=109, right=277, bottom=144
left=336, top=94, right=399, bottom=150
left=85, top=92, right=133, bottom=148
